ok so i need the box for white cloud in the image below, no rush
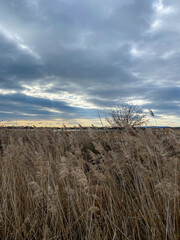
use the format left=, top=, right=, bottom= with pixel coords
left=21, top=82, right=98, bottom=109
left=0, top=89, right=17, bottom=95
left=151, top=19, right=162, bottom=30
left=153, top=0, right=174, bottom=16
left=130, top=47, right=145, bottom=58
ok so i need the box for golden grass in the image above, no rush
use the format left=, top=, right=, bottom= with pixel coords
left=0, top=127, right=179, bottom=239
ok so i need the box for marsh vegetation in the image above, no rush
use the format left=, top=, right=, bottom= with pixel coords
left=0, top=127, right=179, bottom=239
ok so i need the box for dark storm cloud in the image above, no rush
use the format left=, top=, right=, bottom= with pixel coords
left=0, top=0, right=179, bottom=124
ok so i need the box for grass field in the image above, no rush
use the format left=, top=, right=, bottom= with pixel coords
left=0, top=127, right=180, bottom=239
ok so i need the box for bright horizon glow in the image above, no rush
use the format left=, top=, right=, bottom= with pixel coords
left=1, top=116, right=180, bottom=128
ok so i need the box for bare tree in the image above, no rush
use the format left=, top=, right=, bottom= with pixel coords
left=106, top=103, right=146, bottom=128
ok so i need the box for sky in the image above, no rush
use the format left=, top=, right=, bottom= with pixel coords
left=0, top=0, right=180, bottom=127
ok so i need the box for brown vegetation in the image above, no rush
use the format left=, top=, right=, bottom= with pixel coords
left=0, top=127, right=180, bottom=239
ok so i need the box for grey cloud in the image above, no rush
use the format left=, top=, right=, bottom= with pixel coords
left=0, top=93, right=98, bottom=120
left=0, top=30, right=43, bottom=90
left=145, top=102, right=180, bottom=117
left=0, top=0, right=179, bottom=124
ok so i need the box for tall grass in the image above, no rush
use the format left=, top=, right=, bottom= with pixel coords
left=0, top=127, right=179, bottom=239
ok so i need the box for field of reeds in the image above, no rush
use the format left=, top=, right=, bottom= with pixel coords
left=0, top=127, right=179, bottom=240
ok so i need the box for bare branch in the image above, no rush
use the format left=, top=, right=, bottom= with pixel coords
left=106, top=103, right=146, bottom=128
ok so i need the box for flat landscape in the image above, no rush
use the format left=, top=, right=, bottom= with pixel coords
left=1, top=0, right=180, bottom=239
left=0, top=127, right=179, bottom=239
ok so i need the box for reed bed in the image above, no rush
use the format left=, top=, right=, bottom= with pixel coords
left=0, top=127, right=179, bottom=240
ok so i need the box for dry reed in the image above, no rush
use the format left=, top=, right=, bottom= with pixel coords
left=0, top=127, right=179, bottom=239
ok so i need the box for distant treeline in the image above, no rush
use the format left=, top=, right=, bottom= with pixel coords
left=0, top=126, right=180, bottom=130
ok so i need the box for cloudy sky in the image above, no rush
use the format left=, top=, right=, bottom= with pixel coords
left=0, top=0, right=179, bottom=126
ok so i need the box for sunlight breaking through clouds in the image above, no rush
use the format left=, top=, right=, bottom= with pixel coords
left=0, top=0, right=179, bottom=126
